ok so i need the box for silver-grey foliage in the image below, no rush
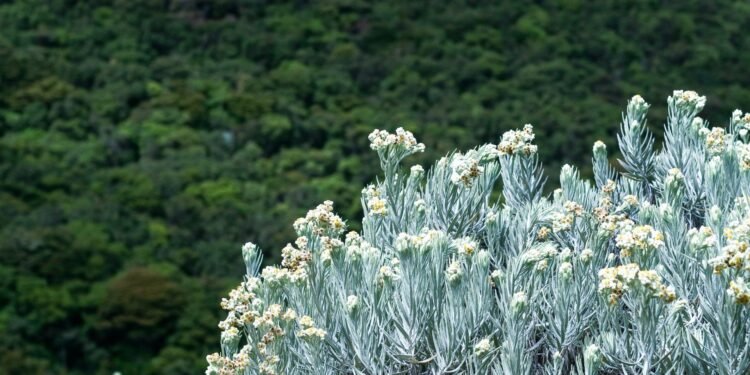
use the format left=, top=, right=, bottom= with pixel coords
left=208, top=92, right=750, bottom=375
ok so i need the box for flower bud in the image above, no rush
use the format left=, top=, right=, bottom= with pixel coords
left=510, top=291, right=528, bottom=314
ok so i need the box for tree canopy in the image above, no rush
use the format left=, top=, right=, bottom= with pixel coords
left=1, top=0, right=749, bottom=374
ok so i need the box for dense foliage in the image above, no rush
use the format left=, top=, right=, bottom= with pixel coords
left=2, top=0, right=750, bottom=373
left=210, top=92, right=750, bottom=374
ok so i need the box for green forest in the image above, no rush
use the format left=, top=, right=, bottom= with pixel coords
left=1, top=0, right=749, bottom=374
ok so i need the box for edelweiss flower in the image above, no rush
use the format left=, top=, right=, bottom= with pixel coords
left=368, top=127, right=425, bottom=153
left=671, top=90, right=706, bottom=112
left=242, top=242, right=258, bottom=263
left=410, top=164, right=424, bottom=177
left=490, top=269, right=504, bottom=285
left=453, top=237, right=479, bottom=256
left=628, top=94, right=650, bottom=114
left=297, top=327, right=327, bottom=341
left=738, top=143, right=750, bottom=171
left=732, top=110, right=750, bottom=139
left=367, top=196, right=387, bottom=216
left=293, top=200, right=346, bottom=236
left=559, top=262, right=573, bottom=280
left=450, top=152, right=484, bottom=187
left=579, top=248, right=594, bottom=263
left=584, top=344, right=601, bottom=364
left=728, top=278, right=750, bottom=305
left=473, top=337, right=494, bottom=356
left=521, top=243, right=558, bottom=268
left=346, top=295, right=360, bottom=313
left=704, top=127, right=729, bottom=155
left=445, top=260, right=463, bottom=284
left=377, top=265, right=400, bottom=284
left=687, top=226, right=716, bottom=253
left=220, top=326, right=241, bottom=348
left=537, top=226, right=551, bottom=240
left=486, top=210, right=498, bottom=224
left=598, top=263, right=675, bottom=304
left=497, top=124, right=537, bottom=156
left=511, top=291, right=528, bottom=313
left=615, top=224, right=664, bottom=258
left=665, top=168, right=684, bottom=189
left=593, top=140, right=607, bottom=155
left=616, top=195, right=639, bottom=212
left=552, top=212, right=574, bottom=233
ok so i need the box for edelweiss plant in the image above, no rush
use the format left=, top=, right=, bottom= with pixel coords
left=208, top=91, right=750, bottom=375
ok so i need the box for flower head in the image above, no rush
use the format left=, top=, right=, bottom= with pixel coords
left=445, top=260, right=463, bottom=284
left=598, top=263, right=675, bottom=304
left=368, top=127, right=424, bottom=153
left=450, top=152, right=484, bottom=187
left=615, top=224, right=664, bottom=258
left=497, top=124, right=537, bottom=156
left=474, top=337, right=494, bottom=357
left=346, top=295, right=360, bottom=313
left=671, top=90, right=706, bottom=112
left=511, top=291, right=528, bottom=314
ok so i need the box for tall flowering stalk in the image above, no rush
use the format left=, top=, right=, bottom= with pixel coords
left=208, top=92, right=750, bottom=375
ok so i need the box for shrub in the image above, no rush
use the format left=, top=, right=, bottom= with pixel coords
left=207, top=91, right=750, bottom=374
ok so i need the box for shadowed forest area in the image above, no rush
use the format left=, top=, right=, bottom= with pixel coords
left=1, top=0, right=750, bottom=373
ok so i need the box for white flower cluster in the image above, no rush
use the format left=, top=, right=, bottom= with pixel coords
left=346, top=295, right=360, bottom=313
left=473, top=337, right=494, bottom=357
left=242, top=242, right=259, bottom=264
left=702, top=127, right=729, bottom=155
left=497, top=124, right=537, bottom=156
left=592, top=140, right=607, bottom=155
left=559, top=261, right=573, bottom=280
left=615, top=223, right=664, bottom=258
left=728, top=278, right=750, bottom=305
left=450, top=152, right=484, bottom=187
left=363, top=184, right=388, bottom=216
left=583, top=344, right=601, bottom=364
left=671, top=90, right=706, bottom=112
left=206, top=350, right=251, bottom=375
left=368, top=127, right=426, bottom=153
left=453, top=236, right=479, bottom=256
left=709, top=217, right=750, bottom=274
left=615, top=194, right=640, bottom=212
left=445, top=259, right=463, bottom=284
left=297, top=315, right=327, bottom=341
left=490, top=269, right=504, bottom=286
left=211, top=298, right=297, bottom=375
left=377, top=264, right=401, bottom=285
left=521, top=242, right=558, bottom=272
left=664, top=168, right=684, bottom=189
left=344, top=231, right=380, bottom=261
left=320, top=236, right=344, bottom=265
left=738, top=143, right=750, bottom=171
left=293, top=200, right=346, bottom=236
left=220, top=278, right=261, bottom=315
left=410, top=164, right=424, bottom=177
left=628, top=94, right=650, bottom=113
left=687, top=226, right=716, bottom=253
left=510, top=291, right=528, bottom=314
left=579, top=248, right=594, bottom=263
left=551, top=200, right=584, bottom=233
left=732, top=109, right=750, bottom=136
left=367, top=196, right=388, bottom=216
left=597, top=213, right=632, bottom=235
left=395, top=229, right=447, bottom=254
left=598, top=264, right=676, bottom=305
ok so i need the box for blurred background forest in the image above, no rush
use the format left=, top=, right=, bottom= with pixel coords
left=1, top=0, right=750, bottom=374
